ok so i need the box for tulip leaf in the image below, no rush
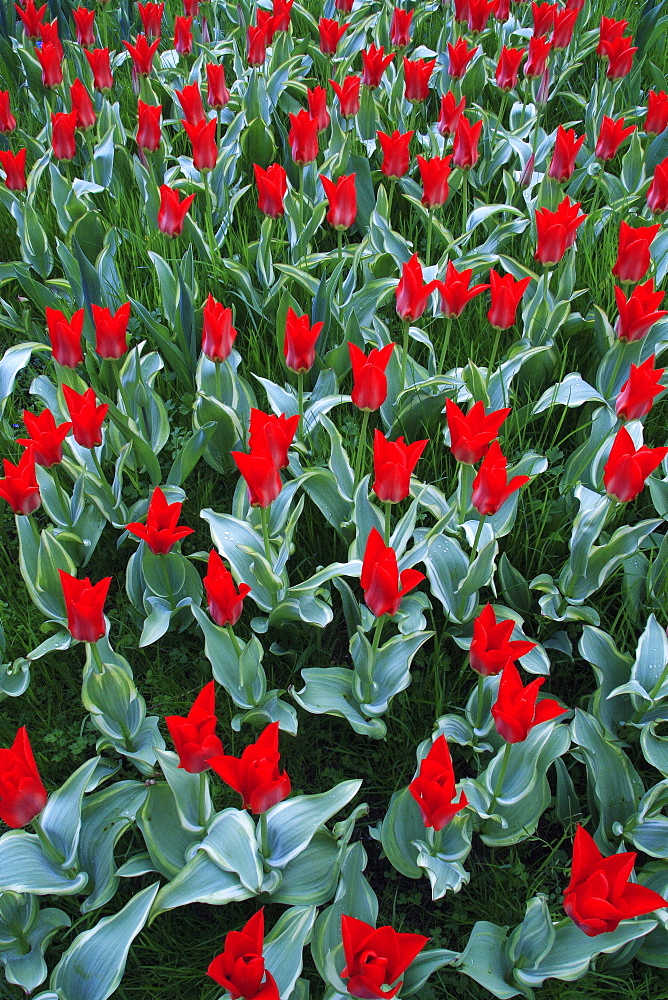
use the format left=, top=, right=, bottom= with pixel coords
left=263, top=779, right=362, bottom=869
left=202, top=509, right=284, bottom=611
left=0, top=895, right=70, bottom=995
left=579, top=625, right=634, bottom=735
left=0, top=342, right=51, bottom=418
left=270, top=830, right=341, bottom=905
left=154, top=749, right=211, bottom=834
left=137, top=783, right=202, bottom=879
left=459, top=921, right=521, bottom=999
left=192, top=605, right=267, bottom=708
left=291, top=667, right=388, bottom=738
left=150, top=850, right=256, bottom=918
left=0, top=831, right=88, bottom=896
left=39, top=756, right=102, bottom=870
left=532, top=373, right=605, bottom=414
left=197, top=808, right=264, bottom=893
left=264, top=905, right=317, bottom=999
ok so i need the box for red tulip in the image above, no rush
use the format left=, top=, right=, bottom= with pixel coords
left=207, top=909, right=279, bottom=1000
left=137, top=1, right=163, bottom=37
left=175, top=82, right=204, bottom=125
left=454, top=0, right=470, bottom=17
left=601, top=35, right=637, bottom=79
left=247, top=24, right=267, bottom=65
left=616, top=356, right=665, bottom=422
left=254, top=163, right=288, bottom=218
left=395, top=253, right=440, bottom=321
left=452, top=116, right=483, bottom=170
left=46, top=306, right=84, bottom=367
left=206, top=63, right=229, bottom=109
left=470, top=603, right=535, bottom=676
left=0, top=148, right=27, bottom=191
left=0, top=91, right=17, bottom=134
left=318, top=17, right=348, bottom=54
left=524, top=34, right=551, bottom=77
left=447, top=38, right=477, bottom=79
left=204, top=550, right=251, bottom=628
left=547, top=125, right=586, bottom=182
left=249, top=409, right=299, bottom=470
left=597, top=15, right=628, bottom=55
left=202, top=294, right=237, bottom=362
left=126, top=487, right=195, bottom=554
left=182, top=117, right=217, bottom=171
left=157, top=184, right=196, bottom=237
left=647, top=156, right=668, bottom=214
left=361, top=527, right=425, bottom=618
left=437, top=91, right=466, bottom=136
left=417, top=154, right=451, bottom=209
left=603, top=426, right=668, bottom=502
left=72, top=5, right=95, bottom=45
left=615, top=280, right=667, bottom=342
left=438, top=260, right=489, bottom=318
left=15, top=0, right=47, bottom=38
left=612, top=221, right=660, bottom=284
left=646, top=90, right=668, bottom=137
left=408, top=735, right=468, bottom=831
left=335, top=0, right=353, bottom=10
left=341, top=914, right=429, bottom=1000
left=288, top=110, right=319, bottom=165
left=307, top=86, right=330, bottom=131
left=552, top=7, right=578, bottom=49
left=272, top=0, right=292, bottom=31
left=445, top=399, right=510, bottom=464
left=564, top=825, right=667, bottom=937
left=389, top=7, right=413, bottom=47
left=330, top=75, right=360, bottom=118
left=534, top=196, right=586, bottom=265
left=532, top=0, right=557, bottom=37
left=62, top=386, right=108, bottom=449
left=0, top=728, right=48, bottom=829
left=0, top=448, right=41, bottom=516
left=174, top=15, right=193, bottom=54
left=137, top=100, right=162, bottom=151
left=361, top=44, right=394, bottom=88
left=472, top=440, right=529, bottom=515
left=183, top=0, right=199, bottom=15
left=51, top=110, right=78, bottom=160
left=487, top=269, right=531, bottom=330
left=70, top=78, right=96, bottom=129
left=84, top=47, right=113, bottom=91
left=492, top=660, right=566, bottom=743
left=372, top=430, right=427, bottom=503
left=255, top=9, right=278, bottom=43
left=494, top=0, right=510, bottom=21
left=209, top=722, right=291, bottom=813
left=495, top=46, right=525, bottom=91
left=467, top=0, right=494, bottom=32
left=165, top=681, right=224, bottom=773
left=283, top=307, right=323, bottom=373
left=349, top=342, right=395, bottom=411
left=595, top=115, right=635, bottom=160
left=320, top=173, right=357, bottom=229
left=231, top=447, right=282, bottom=507
left=37, top=41, right=62, bottom=88
left=39, top=19, right=63, bottom=61
left=59, top=569, right=111, bottom=643
left=92, top=301, right=131, bottom=359
left=377, top=129, right=413, bottom=179
left=123, top=34, right=160, bottom=75
left=403, top=56, right=435, bottom=103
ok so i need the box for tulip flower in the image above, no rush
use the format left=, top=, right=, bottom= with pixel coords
left=18, top=410, right=71, bottom=468
left=182, top=117, right=217, bottom=171
left=39, top=19, right=63, bottom=60
left=495, top=46, right=525, bottom=91
left=452, top=116, right=483, bottom=170
left=138, top=1, right=163, bottom=37
left=612, top=221, right=660, bottom=284
left=123, top=34, right=160, bottom=75
left=174, top=15, right=193, bottom=54
left=377, top=129, right=413, bottom=179
left=492, top=661, right=566, bottom=743
left=646, top=90, right=668, bottom=136
left=70, top=78, right=96, bottom=130
left=0, top=91, right=17, bottom=134
left=72, top=6, right=95, bottom=45
left=532, top=0, right=557, bottom=36
left=288, top=110, right=319, bottom=165
left=336, top=0, right=353, bottom=10
left=126, top=487, right=195, bottom=554
left=0, top=148, right=27, bottom=191
left=320, top=173, right=357, bottom=230
left=209, top=722, right=291, bottom=813
left=176, top=82, right=205, bottom=125
left=206, top=63, right=229, bottom=109
left=318, top=17, right=348, bottom=54
left=534, top=196, right=586, bottom=265
left=601, top=35, right=637, bottom=79
left=257, top=11, right=280, bottom=44
left=372, top=430, right=427, bottom=503
left=547, top=125, right=586, bottom=182
left=597, top=16, right=629, bottom=56
left=137, top=100, right=162, bottom=151
left=307, top=86, right=330, bottom=131
left=341, top=915, right=429, bottom=999
left=330, top=75, right=361, bottom=118
left=603, top=426, right=668, bottom=503
left=0, top=448, right=41, bottom=515
left=249, top=409, right=300, bottom=470
left=37, top=42, right=62, bottom=88
left=272, top=0, right=293, bottom=31
left=524, top=34, right=551, bottom=77
left=231, top=446, right=282, bottom=507
left=349, top=342, right=395, bottom=411
left=204, top=550, right=251, bottom=628
left=403, top=56, right=435, bottom=103
left=51, top=111, right=78, bottom=161
left=247, top=24, right=267, bottom=65
left=472, top=440, right=530, bottom=515
left=409, top=735, right=468, bottom=831
left=494, top=0, right=510, bottom=20
left=389, top=7, right=413, bottom=47
left=165, top=681, right=224, bottom=773
left=616, top=356, right=665, bottom=422
left=14, top=0, right=47, bottom=38
left=202, top=294, right=237, bottom=363
left=158, top=184, right=196, bottom=237
left=417, top=154, right=452, bottom=209
left=207, top=909, right=279, bottom=1000
left=438, top=261, right=489, bottom=318
left=84, top=47, right=113, bottom=91
left=183, top=0, right=199, bottom=15
left=92, top=302, right=131, bottom=359
left=470, top=603, right=536, bottom=676
left=395, top=254, right=440, bottom=322
left=254, top=163, right=288, bottom=218
left=487, top=270, right=531, bottom=330
left=563, top=825, right=667, bottom=937
left=59, top=569, right=111, bottom=643
left=447, top=38, right=477, bottom=79
left=46, top=306, right=84, bottom=367
left=552, top=7, right=578, bottom=48
left=614, top=280, right=667, bottom=342
left=361, top=44, right=394, bottom=88
left=445, top=399, right=510, bottom=464
left=360, top=526, right=425, bottom=618
left=467, top=0, right=493, bottom=32
left=62, top=386, right=108, bottom=449
left=0, top=728, right=48, bottom=829
left=595, top=115, right=635, bottom=160
left=283, top=307, right=323, bottom=373
left=647, top=156, right=668, bottom=214
left=437, top=91, right=466, bottom=136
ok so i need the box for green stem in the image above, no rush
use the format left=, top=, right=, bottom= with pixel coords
left=202, top=170, right=218, bottom=264
left=352, top=410, right=370, bottom=494
left=371, top=615, right=384, bottom=657
left=214, top=359, right=223, bottom=400
left=31, top=816, right=66, bottom=866
left=260, top=505, right=272, bottom=563
left=475, top=672, right=485, bottom=731
left=113, top=358, right=133, bottom=418
left=425, top=207, right=434, bottom=268
left=161, top=554, right=176, bottom=609
left=90, top=641, right=105, bottom=675
left=437, top=316, right=453, bottom=375
left=298, top=167, right=305, bottom=241
left=400, top=320, right=411, bottom=388
left=488, top=741, right=512, bottom=816
left=226, top=623, right=242, bottom=654
left=387, top=181, right=395, bottom=228
left=460, top=170, right=468, bottom=235
left=384, top=501, right=392, bottom=546
left=297, top=372, right=304, bottom=432
left=258, top=810, right=269, bottom=855
left=198, top=771, right=209, bottom=829
left=486, top=326, right=502, bottom=386
left=469, top=515, right=486, bottom=564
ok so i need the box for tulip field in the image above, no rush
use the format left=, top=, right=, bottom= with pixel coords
left=3, top=0, right=668, bottom=995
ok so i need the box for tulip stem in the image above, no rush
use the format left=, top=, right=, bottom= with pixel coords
left=371, top=615, right=384, bottom=658
left=387, top=181, right=395, bottom=228
left=488, top=741, right=512, bottom=817
left=384, top=502, right=392, bottom=546
left=297, top=372, right=304, bottom=431
left=226, top=623, right=242, bottom=654
left=437, top=316, right=453, bottom=375
left=198, top=771, right=209, bottom=829
left=201, top=169, right=218, bottom=264
left=260, top=505, right=272, bottom=564
left=425, top=208, right=434, bottom=268
left=604, top=346, right=625, bottom=400
left=31, top=816, right=66, bottom=867
left=161, top=554, right=176, bottom=609
left=113, top=357, right=133, bottom=419
left=400, top=320, right=410, bottom=388
left=90, top=641, right=105, bottom=675
left=470, top=515, right=486, bottom=563
left=214, top=359, right=222, bottom=401
left=298, top=168, right=304, bottom=241
left=475, top=672, right=485, bottom=731
left=352, top=411, right=370, bottom=494
left=460, top=170, right=468, bottom=235
left=258, top=810, right=269, bottom=855
left=486, top=327, right=502, bottom=386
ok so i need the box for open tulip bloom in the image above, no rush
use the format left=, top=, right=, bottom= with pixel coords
left=208, top=909, right=279, bottom=1000
left=209, top=722, right=290, bottom=814
left=0, top=727, right=48, bottom=829
left=340, top=915, right=429, bottom=999
left=360, top=527, right=425, bottom=618
left=409, top=735, right=468, bottom=831
left=126, top=487, right=195, bottom=554
left=59, top=569, right=111, bottom=643
left=165, top=681, right=224, bottom=773
left=492, top=661, right=567, bottom=744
